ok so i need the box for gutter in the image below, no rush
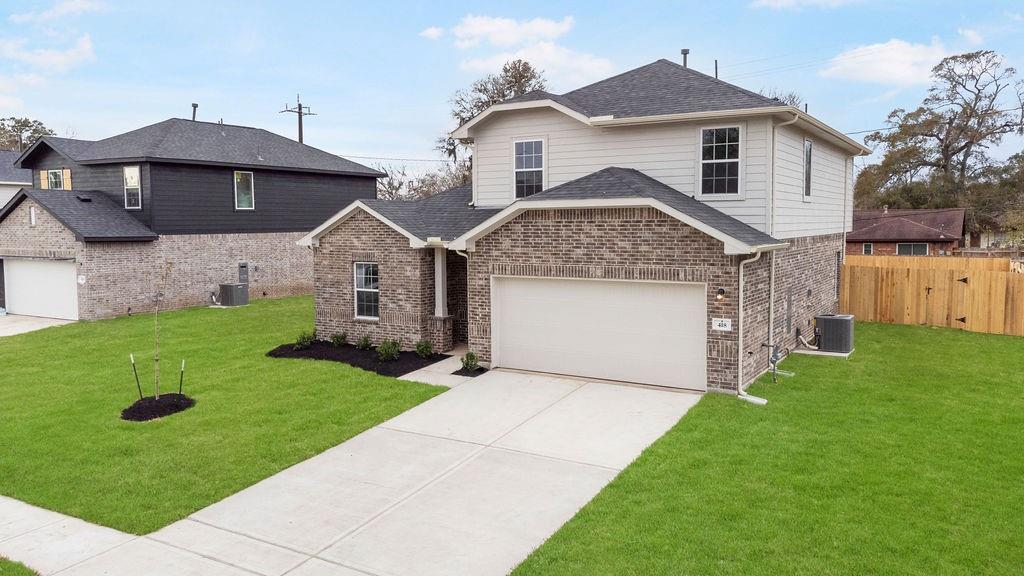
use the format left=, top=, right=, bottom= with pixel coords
left=736, top=250, right=768, bottom=405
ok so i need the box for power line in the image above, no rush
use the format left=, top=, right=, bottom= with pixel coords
left=341, top=154, right=449, bottom=163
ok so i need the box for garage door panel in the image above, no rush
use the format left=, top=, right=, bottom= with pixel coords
left=4, top=258, right=79, bottom=320
left=494, top=277, right=707, bottom=390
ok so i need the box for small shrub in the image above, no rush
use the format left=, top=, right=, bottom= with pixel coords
left=294, top=330, right=315, bottom=351
left=461, top=351, right=480, bottom=372
left=330, top=332, right=348, bottom=347
left=415, top=339, right=433, bottom=359
left=377, top=338, right=401, bottom=361
left=356, top=335, right=372, bottom=350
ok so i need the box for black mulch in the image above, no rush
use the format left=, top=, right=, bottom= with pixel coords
left=121, top=393, right=196, bottom=422
left=452, top=367, right=488, bottom=378
left=267, top=340, right=450, bottom=377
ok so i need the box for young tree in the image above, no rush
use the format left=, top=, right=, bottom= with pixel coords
left=0, top=117, right=55, bottom=151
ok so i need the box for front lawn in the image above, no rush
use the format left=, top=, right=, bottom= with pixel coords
left=0, top=558, right=36, bottom=576
left=514, top=323, right=1024, bottom=575
left=0, top=297, right=444, bottom=534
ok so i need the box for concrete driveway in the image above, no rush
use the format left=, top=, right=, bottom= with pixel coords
left=0, top=315, right=73, bottom=337
left=0, top=369, right=700, bottom=576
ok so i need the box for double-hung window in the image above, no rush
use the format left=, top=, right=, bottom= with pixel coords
left=897, top=243, right=928, bottom=256
left=123, top=166, right=142, bottom=210
left=234, top=171, right=255, bottom=210
left=354, top=262, right=379, bottom=319
left=803, top=139, right=813, bottom=198
left=513, top=139, right=543, bottom=198
left=47, top=169, right=64, bottom=190
left=862, top=243, right=873, bottom=255
left=700, top=127, right=740, bottom=196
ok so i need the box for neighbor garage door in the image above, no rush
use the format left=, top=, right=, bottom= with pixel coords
left=492, top=277, right=707, bottom=390
left=3, top=258, right=79, bottom=320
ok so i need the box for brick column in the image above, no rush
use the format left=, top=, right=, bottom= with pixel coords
left=428, top=315, right=454, bottom=352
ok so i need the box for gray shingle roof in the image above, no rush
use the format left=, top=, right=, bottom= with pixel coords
left=506, top=59, right=779, bottom=119
left=1, top=189, right=157, bottom=242
left=522, top=167, right=782, bottom=248
left=362, top=184, right=501, bottom=241
left=0, top=150, right=31, bottom=183
left=27, top=120, right=382, bottom=177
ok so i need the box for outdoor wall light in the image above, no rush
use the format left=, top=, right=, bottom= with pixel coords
left=716, top=288, right=726, bottom=300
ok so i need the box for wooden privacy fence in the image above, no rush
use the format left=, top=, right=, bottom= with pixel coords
left=840, top=265, right=1024, bottom=336
left=844, top=254, right=1011, bottom=272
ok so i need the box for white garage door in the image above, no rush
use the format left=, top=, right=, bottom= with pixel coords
left=493, top=277, right=707, bottom=390
left=3, top=258, right=79, bottom=320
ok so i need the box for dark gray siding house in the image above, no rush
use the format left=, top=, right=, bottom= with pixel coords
left=0, top=118, right=381, bottom=320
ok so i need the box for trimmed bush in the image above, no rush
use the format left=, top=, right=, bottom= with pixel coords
left=330, top=332, right=348, bottom=347
left=461, top=351, right=480, bottom=372
left=377, top=338, right=401, bottom=361
left=415, top=339, right=433, bottom=359
left=294, top=330, right=315, bottom=351
left=356, top=335, right=372, bottom=350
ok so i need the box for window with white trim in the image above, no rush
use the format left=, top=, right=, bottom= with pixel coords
left=513, top=140, right=543, bottom=198
left=47, top=170, right=64, bottom=190
left=700, top=127, right=740, bottom=195
left=897, top=243, right=928, bottom=256
left=862, top=243, right=873, bottom=255
left=234, top=171, right=254, bottom=210
left=354, top=262, right=379, bottom=319
left=803, top=139, right=813, bottom=197
left=123, top=165, right=142, bottom=210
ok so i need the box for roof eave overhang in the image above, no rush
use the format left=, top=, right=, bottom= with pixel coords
left=297, top=201, right=427, bottom=249
left=83, top=235, right=158, bottom=242
left=448, top=197, right=783, bottom=255
left=78, top=157, right=384, bottom=178
left=0, top=180, right=32, bottom=185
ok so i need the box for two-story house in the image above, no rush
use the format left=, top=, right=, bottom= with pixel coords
left=0, top=118, right=380, bottom=320
left=300, top=59, right=871, bottom=393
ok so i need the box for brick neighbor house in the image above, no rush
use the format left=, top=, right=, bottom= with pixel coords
left=846, top=207, right=966, bottom=256
left=0, top=118, right=380, bottom=320
left=301, top=59, right=871, bottom=393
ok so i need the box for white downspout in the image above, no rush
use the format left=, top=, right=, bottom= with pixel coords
left=737, top=250, right=767, bottom=405
left=767, top=112, right=800, bottom=351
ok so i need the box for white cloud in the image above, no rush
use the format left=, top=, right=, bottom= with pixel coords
left=819, top=38, right=947, bottom=87
left=751, top=0, right=858, bottom=9
left=419, top=26, right=444, bottom=40
left=0, top=34, right=95, bottom=72
left=9, top=0, right=107, bottom=23
left=451, top=15, right=574, bottom=49
left=958, top=27, right=984, bottom=45
left=460, top=41, right=614, bottom=90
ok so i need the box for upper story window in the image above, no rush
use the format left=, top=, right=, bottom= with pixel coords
left=700, top=127, right=740, bottom=195
left=123, top=166, right=142, bottom=210
left=514, top=139, right=543, bottom=198
left=234, top=171, right=255, bottom=210
left=47, top=169, right=65, bottom=190
left=803, top=139, right=813, bottom=198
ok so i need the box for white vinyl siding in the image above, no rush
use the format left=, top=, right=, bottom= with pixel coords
left=772, top=123, right=850, bottom=239
left=470, top=108, right=771, bottom=231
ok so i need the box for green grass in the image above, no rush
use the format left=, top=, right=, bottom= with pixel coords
left=514, top=323, right=1024, bottom=576
left=0, top=297, right=444, bottom=535
left=0, top=558, right=36, bottom=576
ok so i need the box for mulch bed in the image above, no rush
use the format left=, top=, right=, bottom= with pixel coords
left=121, top=393, right=195, bottom=422
left=452, top=367, right=488, bottom=378
left=267, top=340, right=450, bottom=377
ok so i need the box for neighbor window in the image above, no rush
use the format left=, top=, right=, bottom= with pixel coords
left=700, top=127, right=740, bottom=195
left=354, top=262, right=379, bottom=319
left=862, top=243, right=873, bottom=255
left=234, top=171, right=254, bottom=210
left=123, top=165, right=141, bottom=210
left=897, top=243, right=928, bottom=256
left=803, top=139, right=813, bottom=197
left=47, top=169, right=64, bottom=190
left=513, top=139, right=543, bottom=198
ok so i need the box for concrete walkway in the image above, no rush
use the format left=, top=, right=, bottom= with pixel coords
left=0, top=369, right=700, bottom=576
left=0, top=315, right=73, bottom=337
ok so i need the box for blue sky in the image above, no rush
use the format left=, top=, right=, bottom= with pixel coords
left=2, top=0, right=1022, bottom=173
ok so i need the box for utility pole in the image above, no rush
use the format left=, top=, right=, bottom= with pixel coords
left=280, top=94, right=316, bottom=143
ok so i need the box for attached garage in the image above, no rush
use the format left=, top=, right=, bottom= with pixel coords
left=2, top=258, right=79, bottom=320
left=491, top=277, right=707, bottom=390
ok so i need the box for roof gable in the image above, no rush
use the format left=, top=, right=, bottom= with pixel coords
left=0, top=150, right=32, bottom=183
left=0, top=189, right=157, bottom=242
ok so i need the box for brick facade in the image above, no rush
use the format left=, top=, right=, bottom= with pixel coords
left=845, top=240, right=957, bottom=256
left=0, top=198, right=313, bottom=320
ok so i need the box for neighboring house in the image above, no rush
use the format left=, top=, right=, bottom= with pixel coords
left=965, top=226, right=1017, bottom=249
left=0, top=150, right=33, bottom=206
left=301, top=59, right=870, bottom=393
left=846, top=207, right=965, bottom=256
left=0, top=118, right=380, bottom=320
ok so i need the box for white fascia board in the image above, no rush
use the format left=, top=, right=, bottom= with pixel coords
left=0, top=181, right=31, bottom=185
left=448, top=197, right=763, bottom=255
left=450, top=100, right=591, bottom=139
left=296, top=201, right=426, bottom=248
